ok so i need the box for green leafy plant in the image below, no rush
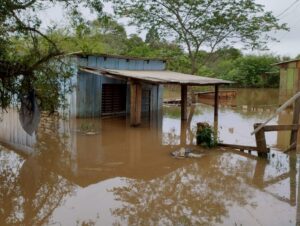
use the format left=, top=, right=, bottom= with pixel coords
left=79, top=122, right=95, bottom=133
left=196, top=126, right=218, bottom=148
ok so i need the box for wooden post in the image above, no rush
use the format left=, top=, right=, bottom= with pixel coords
left=252, top=159, right=267, bottom=189
left=296, top=157, right=300, bottom=224
left=191, top=90, right=196, bottom=103
left=254, top=123, right=268, bottom=157
left=130, top=81, right=142, bottom=126
left=181, top=84, right=187, bottom=121
left=180, top=120, right=187, bottom=146
left=290, top=96, right=300, bottom=146
left=290, top=153, right=297, bottom=206
left=214, top=85, right=219, bottom=124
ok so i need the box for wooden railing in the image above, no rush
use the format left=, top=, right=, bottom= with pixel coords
left=251, top=92, right=300, bottom=135
left=251, top=92, right=300, bottom=157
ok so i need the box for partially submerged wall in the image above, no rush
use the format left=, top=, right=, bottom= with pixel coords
left=0, top=109, right=36, bottom=155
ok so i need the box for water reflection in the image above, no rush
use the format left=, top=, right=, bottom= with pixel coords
left=109, top=153, right=255, bottom=226
left=0, top=88, right=299, bottom=225
left=0, top=149, right=74, bottom=225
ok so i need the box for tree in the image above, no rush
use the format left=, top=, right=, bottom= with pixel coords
left=90, top=15, right=127, bottom=37
left=112, top=0, right=288, bottom=74
left=145, top=26, right=160, bottom=47
left=221, top=55, right=279, bottom=87
left=0, top=0, right=103, bottom=111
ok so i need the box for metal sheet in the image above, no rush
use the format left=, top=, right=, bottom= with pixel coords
left=80, top=67, right=232, bottom=86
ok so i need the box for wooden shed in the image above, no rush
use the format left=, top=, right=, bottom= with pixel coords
left=69, top=53, right=231, bottom=126
left=69, top=54, right=165, bottom=121
left=274, top=59, right=300, bottom=104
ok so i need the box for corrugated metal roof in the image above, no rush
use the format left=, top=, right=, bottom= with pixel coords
left=80, top=67, right=232, bottom=85
left=273, top=59, right=300, bottom=66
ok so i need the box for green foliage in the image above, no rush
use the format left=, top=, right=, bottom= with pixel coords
left=0, top=0, right=286, bottom=112
left=79, top=122, right=95, bottom=133
left=219, top=55, right=280, bottom=87
left=196, top=126, right=218, bottom=148
left=145, top=26, right=160, bottom=47
left=112, top=0, right=288, bottom=74
left=0, top=0, right=103, bottom=111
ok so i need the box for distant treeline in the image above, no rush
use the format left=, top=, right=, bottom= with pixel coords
left=47, top=16, right=293, bottom=88
left=0, top=0, right=291, bottom=111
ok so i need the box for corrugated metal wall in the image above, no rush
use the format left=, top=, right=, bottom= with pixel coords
left=72, top=55, right=166, bottom=118
left=279, top=62, right=300, bottom=104
left=0, top=109, right=36, bottom=154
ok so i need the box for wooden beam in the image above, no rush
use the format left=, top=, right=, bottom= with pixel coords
left=254, top=123, right=268, bottom=157
left=214, top=85, right=219, bottom=123
left=181, top=84, right=187, bottom=120
left=290, top=96, right=300, bottom=145
left=252, top=92, right=300, bottom=135
left=263, top=124, right=300, bottom=132
left=218, top=143, right=260, bottom=151
left=263, top=172, right=291, bottom=187
left=284, top=142, right=296, bottom=153
left=130, top=81, right=142, bottom=126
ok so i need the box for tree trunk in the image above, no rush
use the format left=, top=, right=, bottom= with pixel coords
left=190, top=56, right=197, bottom=75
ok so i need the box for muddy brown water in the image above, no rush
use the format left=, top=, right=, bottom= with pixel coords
left=0, top=88, right=299, bottom=225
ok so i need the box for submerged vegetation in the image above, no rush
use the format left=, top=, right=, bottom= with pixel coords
left=196, top=123, right=218, bottom=148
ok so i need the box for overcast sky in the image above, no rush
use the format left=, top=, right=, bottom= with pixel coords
left=42, top=0, right=300, bottom=57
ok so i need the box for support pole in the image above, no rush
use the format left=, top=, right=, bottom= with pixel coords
left=130, top=81, right=142, bottom=126
left=296, top=158, right=300, bottom=224
left=214, top=85, right=219, bottom=124
left=181, top=84, right=187, bottom=121
left=289, top=153, right=297, bottom=206
left=290, top=96, right=300, bottom=147
left=254, top=123, right=268, bottom=157
left=180, top=120, right=187, bottom=146
left=252, top=159, right=267, bottom=189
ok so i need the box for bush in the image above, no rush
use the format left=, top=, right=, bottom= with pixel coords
left=196, top=123, right=218, bottom=148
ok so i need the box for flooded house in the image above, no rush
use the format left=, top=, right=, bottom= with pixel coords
left=69, top=54, right=166, bottom=122
left=1, top=67, right=300, bottom=225
left=69, top=53, right=231, bottom=126
left=0, top=53, right=231, bottom=154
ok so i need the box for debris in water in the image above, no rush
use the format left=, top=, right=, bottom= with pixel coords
left=171, top=147, right=205, bottom=159
left=104, top=162, right=124, bottom=167
left=85, top=131, right=97, bottom=135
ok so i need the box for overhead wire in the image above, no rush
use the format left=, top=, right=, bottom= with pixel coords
left=276, top=0, right=300, bottom=18
left=277, top=1, right=300, bottom=20
left=269, top=15, right=300, bottom=49
left=257, top=1, right=300, bottom=53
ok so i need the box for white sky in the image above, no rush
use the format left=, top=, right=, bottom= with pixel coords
left=41, top=0, right=300, bottom=57
left=254, top=0, right=300, bottom=57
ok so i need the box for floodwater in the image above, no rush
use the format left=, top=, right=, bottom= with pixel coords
left=0, top=88, right=299, bottom=226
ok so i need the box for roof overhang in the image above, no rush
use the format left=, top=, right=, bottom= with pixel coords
left=272, top=59, right=300, bottom=66
left=79, top=67, right=233, bottom=86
